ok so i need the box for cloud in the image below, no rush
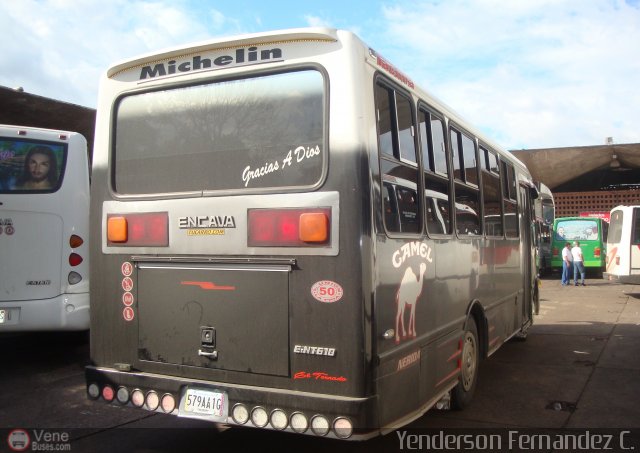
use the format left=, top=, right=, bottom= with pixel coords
left=0, top=0, right=240, bottom=107
left=304, top=15, right=334, bottom=28
left=1, top=0, right=638, bottom=149
left=377, top=0, right=640, bottom=149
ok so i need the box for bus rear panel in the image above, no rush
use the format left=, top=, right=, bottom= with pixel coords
left=0, top=125, right=90, bottom=331
left=605, top=206, right=640, bottom=284
left=87, top=28, right=536, bottom=440
left=551, top=217, right=608, bottom=272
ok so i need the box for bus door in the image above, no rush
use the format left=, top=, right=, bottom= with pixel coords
left=518, top=184, right=535, bottom=325
left=631, top=208, right=640, bottom=275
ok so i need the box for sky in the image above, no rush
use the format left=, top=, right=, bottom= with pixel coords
left=1, top=0, right=639, bottom=150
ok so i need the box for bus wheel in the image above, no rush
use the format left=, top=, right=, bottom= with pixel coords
left=451, top=317, right=479, bottom=410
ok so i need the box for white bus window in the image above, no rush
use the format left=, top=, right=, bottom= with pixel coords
left=633, top=209, right=640, bottom=245
left=608, top=210, right=623, bottom=244
left=0, top=140, right=66, bottom=193
left=114, top=70, right=325, bottom=194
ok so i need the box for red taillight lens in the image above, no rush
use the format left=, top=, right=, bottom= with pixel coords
left=552, top=247, right=559, bottom=256
left=107, top=212, right=169, bottom=247
left=69, top=253, right=83, bottom=266
left=102, top=385, right=115, bottom=402
left=594, top=247, right=601, bottom=257
left=70, top=234, right=84, bottom=248
left=248, top=208, right=330, bottom=247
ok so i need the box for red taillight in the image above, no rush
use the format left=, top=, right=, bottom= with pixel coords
left=107, top=212, right=169, bottom=247
left=102, top=385, right=115, bottom=402
left=69, top=253, right=83, bottom=266
left=594, top=247, right=601, bottom=257
left=248, top=208, right=330, bottom=247
left=69, top=235, right=84, bottom=248
left=552, top=247, right=559, bottom=256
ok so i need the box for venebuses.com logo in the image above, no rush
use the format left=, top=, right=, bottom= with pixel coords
left=7, top=429, right=30, bottom=452
left=6, top=428, right=71, bottom=451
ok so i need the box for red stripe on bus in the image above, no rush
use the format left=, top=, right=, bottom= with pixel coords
left=180, top=281, right=236, bottom=291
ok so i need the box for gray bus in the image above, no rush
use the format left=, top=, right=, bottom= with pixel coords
left=86, top=28, right=539, bottom=440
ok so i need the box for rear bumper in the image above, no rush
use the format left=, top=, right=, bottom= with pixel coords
left=603, top=272, right=640, bottom=284
left=0, top=293, right=90, bottom=331
left=85, top=366, right=379, bottom=440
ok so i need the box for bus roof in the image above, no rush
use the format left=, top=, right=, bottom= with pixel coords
left=104, top=27, right=529, bottom=179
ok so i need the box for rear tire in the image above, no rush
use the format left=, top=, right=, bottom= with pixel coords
left=451, top=317, right=479, bottom=410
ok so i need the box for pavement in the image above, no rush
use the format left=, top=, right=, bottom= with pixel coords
left=2, top=274, right=639, bottom=452
left=419, top=275, right=640, bottom=430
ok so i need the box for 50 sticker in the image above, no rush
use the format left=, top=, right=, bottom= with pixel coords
left=311, top=280, right=343, bottom=303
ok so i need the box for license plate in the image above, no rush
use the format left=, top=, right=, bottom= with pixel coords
left=0, top=310, right=5, bottom=324
left=178, top=388, right=228, bottom=421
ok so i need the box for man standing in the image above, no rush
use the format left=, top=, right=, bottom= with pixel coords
left=571, top=241, right=586, bottom=286
left=561, top=242, right=573, bottom=286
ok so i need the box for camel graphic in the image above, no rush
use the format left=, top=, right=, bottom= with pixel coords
left=395, top=263, right=427, bottom=344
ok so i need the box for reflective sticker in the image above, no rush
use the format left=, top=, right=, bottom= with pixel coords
left=397, top=349, right=421, bottom=372
left=121, top=261, right=133, bottom=277
left=122, top=292, right=134, bottom=306
left=122, top=277, right=133, bottom=292
left=311, top=280, right=343, bottom=303
left=293, top=371, right=347, bottom=382
left=123, top=306, right=135, bottom=322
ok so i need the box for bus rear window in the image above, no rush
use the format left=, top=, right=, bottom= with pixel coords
left=0, top=139, right=66, bottom=193
left=555, top=219, right=599, bottom=241
left=113, top=70, right=325, bottom=194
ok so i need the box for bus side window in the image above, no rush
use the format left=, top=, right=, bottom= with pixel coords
left=633, top=209, right=640, bottom=244
left=419, top=106, right=452, bottom=235
left=396, top=187, right=420, bottom=233
left=502, top=160, right=519, bottom=238
left=376, top=78, right=421, bottom=235
left=383, top=183, right=400, bottom=232
left=451, top=126, right=481, bottom=236
left=481, top=146, right=503, bottom=237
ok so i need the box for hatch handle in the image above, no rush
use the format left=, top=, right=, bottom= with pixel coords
left=198, top=349, right=218, bottom=359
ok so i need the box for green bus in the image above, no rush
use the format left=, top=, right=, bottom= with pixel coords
left=551, top=217, right=608, bottom=272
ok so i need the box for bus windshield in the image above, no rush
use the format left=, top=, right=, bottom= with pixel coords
left=114, top=70, right=325, bottom=195
left=0, top=138, right=67, bottom=193
left=555, top=219, right=600, bottom=241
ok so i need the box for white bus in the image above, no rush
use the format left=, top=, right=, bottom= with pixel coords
left=0, top=125, right=90, bottom=331
left=86, top=28, right=539, bottom=440
left=605, top=205, right=640, bottom=284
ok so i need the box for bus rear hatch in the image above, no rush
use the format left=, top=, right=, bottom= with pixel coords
left=136, top=262, right=290, bottom=376
left=0, top=210, right=63, bottom=301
